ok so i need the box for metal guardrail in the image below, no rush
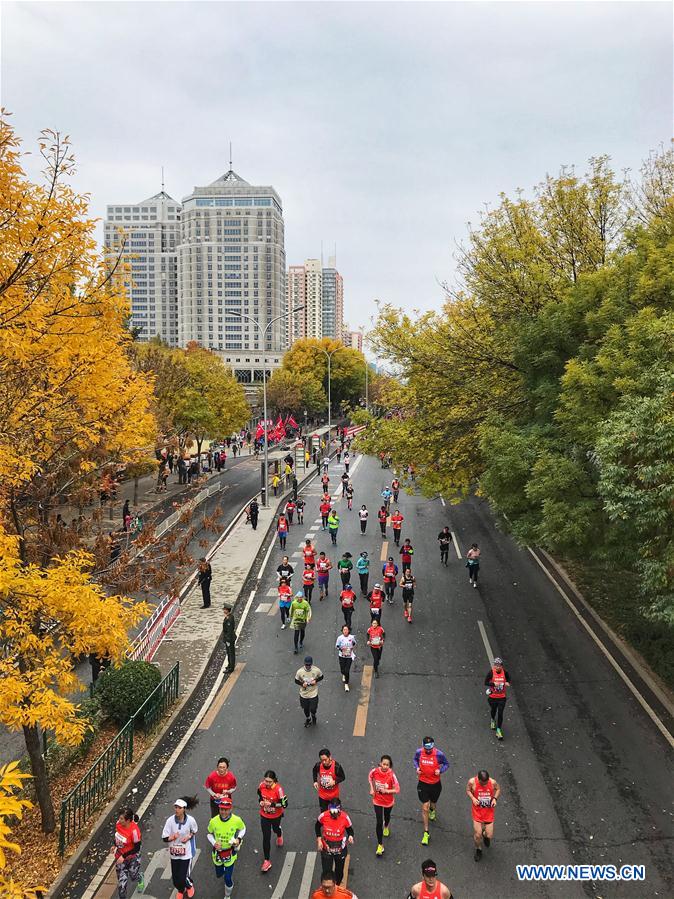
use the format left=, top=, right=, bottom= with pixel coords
left=58, top=662, right=180, bottom=856
left=127, top=594, right=181, bottom=662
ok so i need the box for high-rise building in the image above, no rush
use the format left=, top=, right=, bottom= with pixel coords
left=285, top=255, right=344, bottom=347
left=104, top=191, right=181, bottom=345
left=178, top=168, right=286, bottom=386
left=305, top=259, right=323, bottom=339
left=286, top=265, right=306, bottom=346
left=344, top=328, right=363, bottom=352
left=321, top=256, right=343, bottom=341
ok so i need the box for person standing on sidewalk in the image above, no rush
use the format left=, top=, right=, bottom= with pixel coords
left=295, top=655, right=323, bottom=726
left=257, top=770, right=287, bottom=873
left=356, top=551, right=369, bottom=595
left=222, top=605, right=236, bottom=673
left=162, top=797, right=199, bottom=899
left=327, top=509, right=340, bottom=546
left=248, top=497, right=259, bottom=531
left=359, top=504, right=369, bottom=535
left=113, top=807, right=145, bottom=898
left=198, top=558, right=212, bottom=609
left=335, top=625, right=356, bottom=692
left=290, top=591, right=312, bottom=653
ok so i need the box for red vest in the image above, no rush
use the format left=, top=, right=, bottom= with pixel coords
left=378, top=509, right=387, bottom=523
left=419, top=881, right=445, bottom=899
left=370, top=590, right=383, bottom=609
left=383, top=563, right=396, bottom=582
left=303, top=546, right=316, bottom=564
left=318, top=809, right=351, bottom=853
left=317, top=760, right=340, bottom=800
left=340, top=590, right=356, bottom=608
left=369, top=767, right=398, bottom=808
left=417, top=748, right=442, bottom=784
left=368, top=625, right=384, bottom=647
left=278, top=584, right=292, bottom=602
left=258, top=781, right=285, bottom=819
left=471, top=777, right=496, bottom=823
left=317, top=558, right=331, bottom=574
left=489, top=668, right=507, bottom=700
left=303, top=568, right=315, bottom=586
left=391, top=514, right=403, bottom=529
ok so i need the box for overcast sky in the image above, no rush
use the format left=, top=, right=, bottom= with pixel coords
left=2, top=1, right=672, bottom=331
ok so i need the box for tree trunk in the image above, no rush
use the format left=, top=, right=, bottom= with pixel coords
left=196, top=438, right=203, bottom=471
left=23, top=723, right=56, bottom=833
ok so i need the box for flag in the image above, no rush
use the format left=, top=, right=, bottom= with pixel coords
left=286, top=415, right=299, bottom=429
left=255, top=423, right=265, bottom=440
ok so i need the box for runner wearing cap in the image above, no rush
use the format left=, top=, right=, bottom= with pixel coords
left=207, top=796, right=246, bottom=897
left=368, top=584, right=384, bottom=624
left=368, top=754, right=400, bottom=856
left=414, top=738, right=450, bottom=845
left=257, top=769, right=287, bottom=873
left=311, top=872, right=359, bottom=899
left=485, top=658, right=510, bottom=740
left=295, top=656, right=323, bottom=727
left=382, top=557, right=398, bottom=604
left=204, top=757, right=238, bottom=819
left=356, top=551, right=369, bottom=595
left=313, top=748, right=346, bottom=811
left=315, top=800, right=354, bottom=886
left=161, top=796, right=199, bottom=899
left=408, top=859, right=453, bottom=898
left=466, top=769, right=500, bottom=861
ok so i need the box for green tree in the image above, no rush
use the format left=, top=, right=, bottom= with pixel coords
left=281, top=338, right=366, bottom=412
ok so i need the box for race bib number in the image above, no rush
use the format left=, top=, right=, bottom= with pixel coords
left=371, top=636, right=381, bottom=646
left=320, top=774, right=334, bottom=788
left=170, top=844, right=186, bottom=857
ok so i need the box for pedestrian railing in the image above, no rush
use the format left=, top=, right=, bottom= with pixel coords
left=127, top=596, right=181, bottom=661
left=58, top=662, right=180, bottom=855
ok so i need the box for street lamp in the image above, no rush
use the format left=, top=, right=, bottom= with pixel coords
left=360, top=326, right=369, bottom=412
left=228, top=305, right=304, bottom=506
left=315, top=346, right=339, bottom=442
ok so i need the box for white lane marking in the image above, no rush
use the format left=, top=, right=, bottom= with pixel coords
left=257, top=539, right=276, bottom=581
left=256, top=602, right=272, bottom=613
left=527, top=547, right=674, bottom=750
left=271, top=850, right=297, bottom=898
left=304, top=533, right=314, bottom=540
left=451, top=531, right=462, bottom=559
left=297, top=851, right=318, bottom=899
left=291, top=553, right=302, bottom=560
left=440, top=494, right=446, bottom=507
left=310, top=525, right=320, bottom=531
left=235, top=589, right=257, bottom=641
left=478, top=620, right=495, bottom=664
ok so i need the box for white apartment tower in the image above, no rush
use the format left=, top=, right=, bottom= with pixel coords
left=321, top=256, right=343, bottom=340
left=104, top=192, right=181, bottom=344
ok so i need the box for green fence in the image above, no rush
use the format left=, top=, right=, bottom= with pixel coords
left=58, top=662, right=180, bottom=855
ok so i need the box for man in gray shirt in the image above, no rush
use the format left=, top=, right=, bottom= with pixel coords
left=294, top=655, right=323, bottom=728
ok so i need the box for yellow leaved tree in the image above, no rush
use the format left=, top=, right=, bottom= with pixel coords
left=0, top=763, right=43, bottom=898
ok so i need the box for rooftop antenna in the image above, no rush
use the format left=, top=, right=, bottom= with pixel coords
left=229, top=141, right=233, bottom=171
left=334, top=242, right=337, bottom=269
left=161, top=166, right=165, bottom=192
left=321, top=240, right=324, bottom=268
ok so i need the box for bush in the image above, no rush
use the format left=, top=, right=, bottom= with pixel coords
left=95, top=660, right=162, bottom=725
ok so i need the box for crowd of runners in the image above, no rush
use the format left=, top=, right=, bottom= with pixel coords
left=112, top=433, right=510, bottom=899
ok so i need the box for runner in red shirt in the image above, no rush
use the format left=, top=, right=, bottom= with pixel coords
left=391, top=510, right=404, bottom=546
left=368, top=754, right=400, bottom=856
left=414, top=738, right=449, bottom=845
left=408, top=858, right=453, bottom=898
left=303, top=539, right=317, bottom=568
left=113, top=807, right=144, bottom=898
left=303, top=565, right=316, bottom=603
left=315, top=800, right=354, bottom=887
left=320, top=499, right=332, bottom=530
left=339, top=584, right=357, bottom=630
left=316, top=551, right=333, bottom=600
left=466, top=769, right=500, bottom=861
left=399, top=538, right=414, bottom=571
left=366, top=617, right=385, bottom=677
left=313, top=749, right=346, bottom=811
left=257, top=769, right=287, bottom=873
left=377, top=506, right=388, bottom=538
left=204, top=757, right=238, bottom=818
left=368, top=584, right=384, bottom=625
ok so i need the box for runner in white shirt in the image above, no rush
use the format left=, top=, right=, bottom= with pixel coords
left=359, top=505, right=369, bottom=535
left=162, top=797, right=199, bottom=899
left=335, top=625, right=357, bottom=692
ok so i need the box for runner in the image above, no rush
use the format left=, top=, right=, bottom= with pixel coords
left=466, top=543, right=480, bottom=587
left=316, top=550, right=333, bottom=600
left=391, top=476, right=400, bottom=503
left=257, top=770, right=287, bottom=873
left=303, top=538, right=317, bottom=569
left=414, top=737, right=450, bottom=845
left=485, top=657, right=510, bottom=740
left=437, top=527, right=453, bottom=566
left=341, top=470, right=350, bottom=497
left=466, top=769, right=500, bottom=861
left=368, top=755, right=400, bottom=856
left=315, top=800, right=354, bottom=886
left=344, top=451, right=350, bottom=473
left=285, top=498, right=296, bottom=525
left=336, top=447, right=342, bottom=464
left=295, top=655, right=323, bottom=726
left=359, top=504, right=369, bottom=534
left=377, top=505, right=388, bottom=538
left=290, top=590, right=312, bottom=653
left=321, top=472, right=330, bottom=493
left=356, top=551, right=370, bottom=595
left=408, top=859, right=453, bottom=898
left=303, top=564, right=316, bottom=604
left=335, top=624, right=356, bottom=691
left=337, top=552, right=353, bottom=588
left=278, top=576, right=293, bottom=628
left=382, top=556, right=398, bottom=604
left=311, top=873, right=359, bottom=899
left=381, top=485, right=393, bottom=513
left=161, top=796, right=199, bottom=899
left=400, top=568, right=416, bottom=622
left=368, top=583, right=385, bottom=624
left=296, top=497, right=305, bottom=524
left=277, top=555, right=294, bottom=585
left=327, top=509, right=340, bottom=545
left=113, top=807, right=145, bottom=899
left=345, top=481, right=354, bottom=510
left=391, top=509, right=404, bottom=546
left=320, top=497, right=332, bottom=530
left=313, top=748, right=346, bottom=810
left=366, top=616, right=385, bottom=677
left=399, top=538, right=414, bottom=572
left=277, top=513, right=289, bottom=550
left=204, top=757, right=238, bottom=819
left=207, top=797, right=246, bottom=897
left=339, top=584, right=357, bottom=630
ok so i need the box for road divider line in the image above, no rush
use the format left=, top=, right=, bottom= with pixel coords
left=452, top=531, right=462, bottom=559
left=268, top=602, right=278, bottom=617
left=255, top=602, right=272, bottom=613
left=440, top=494, right=446, bottom=507
left=380, top=540, right=388, bottom=562
left=343, top=854, right=351, bottom=888
left=199, top=662, right=246, bottom=730
left=477, top=620, right=495, bottom=664
left=297, top=851, right=317, bottom=899
left=271, top=850, right=296, bottom=898
left=257, top=539, right=276, bottom=581
left=527, top=547, right=674, bottom=749
left=353, top=665, right=374, bottom=736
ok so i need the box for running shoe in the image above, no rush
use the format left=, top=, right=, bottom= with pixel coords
left=383, top=826, right=390, bottom=838
left=276, top=832, right=284, bottom=847
left=261, top=860, right=272, bottom=872
left=421, top=831, right=430, bottom=845
left=496, top=728, right=503, bottom=740
left=376, top=844, right=384, bottom=856
left=474, top=847, right=482, bottom=862
left=137, top=873, right=145, bottom=893
left=429, top=808, right=436, bottom=821
left=344, top=684, right=349, bottom=692
left=490, top=720, right=496, bottom=730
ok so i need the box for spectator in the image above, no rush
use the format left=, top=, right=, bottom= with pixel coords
left=198, top=557, right=212, bottom=608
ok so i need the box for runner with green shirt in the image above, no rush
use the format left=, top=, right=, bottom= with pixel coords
left=328, top=509, right=340, bottom=546
left=337, top=552, right=353, bottom=588
left=290, top=591, right=312, bottom=654
left=207, top=797, right=246, bottom=898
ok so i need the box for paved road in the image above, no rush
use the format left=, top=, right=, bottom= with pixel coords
left=71, top=454, right=673, bottom=898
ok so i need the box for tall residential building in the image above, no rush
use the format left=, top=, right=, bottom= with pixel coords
left=285, top=258, right=323, bottom=343
left=104, top=192, right=181, bottom=345
left=344, top=328, right=363, bottom=352
left=321, top=256, right=343, bottom=340
left=177, top=168, right=286, bottom=385
left=286, top=265, right=306, bottom=346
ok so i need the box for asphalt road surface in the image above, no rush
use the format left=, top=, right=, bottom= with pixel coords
left=72, top=454, right=673, bottom=898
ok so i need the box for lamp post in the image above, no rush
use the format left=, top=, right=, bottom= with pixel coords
left=359, top=326, right=369, bottom=412
left=316, top=347, right=339, bottom=444
left=229, top=305, right=304, bottom=506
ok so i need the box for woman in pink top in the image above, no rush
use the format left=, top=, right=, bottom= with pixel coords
left=368, top=754, right=400, bottom=856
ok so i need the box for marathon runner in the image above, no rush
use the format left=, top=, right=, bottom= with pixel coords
left=414, top=737, right=450, bottom=845
left=327, top=509, right=340, bottom=545
left=278, top=577, right=293, bottom=628
left=437, top=527, right=452, bottom=566
left=382, top=557, right=398, bottom=604
left=161, top=797, right=199, bottom=899
left=295, top=655, right=323, bottom=726
left=399, top=538, right=414, bottom=572
left=407, top=859, right=453, bottom=898
left=466, top=543, right=480, bottom=587
left=296, top=497, right=305, bottom=524
left=344, top=451, right=351, bottom=473
left=311, top=872, right=358, bottom=899
left=391, top=476, right=400, bottom=502
left=206, top=797, right=245, bottom=897
left=290, top=591, right=312, bottom=653
left=303, top=539, right=317, bottom=569
left=316, top=551, right=333, bottom=600
left=277, top=555, right=294, bottom=584
left=377, top=505, right=388, bottom=537
left=257, top=769, right=287, bottom=873
left=345, top=481, right=354, bottom=510
left=321, top=472, right=330, bottom=493
left=315, top=800, right=354, bottom=886
left=356, top=551, right=369, bottom=595
left=277, top=513, right=289, bottom=550
left=391, top=509, right=404, bottom=546
left=381, top=485, right=393, bottom=513
left=313, top=748, right=346, bottom=810
left=366, top=616, right=385, bottom=677
left=400, top=569, right=416, bottom=622
left=303, top=564, right=316, bottom=603
left=368, top=754, right=400, bottom=856
left=204, top=757, right=238, bottom=818
left=337, top=552, right=353, bottom=587
left=485, top=657, right=510, bottom=740
left=335, top=624, right=356, bottom=691
left=341, top=470, right=350, bottom=497
left=113, top=807, right=145, bottom=899
left=285, top=498, right=296, bottom=525
left=467, top=769, right=500, bottom=861
left=359, top=504, right=369, bottom=534
left=368, top=583, right=384, bottom=624
left=320, top=497, right=332, bottom=530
